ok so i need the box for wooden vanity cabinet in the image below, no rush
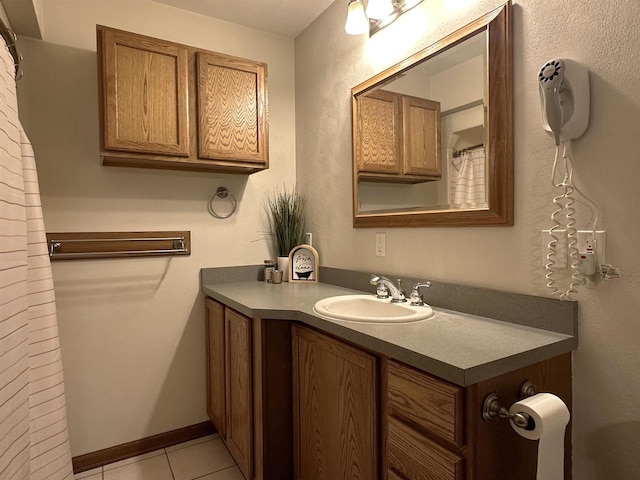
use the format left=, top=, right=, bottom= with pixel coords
left=205, top=299, right=226, bottom=438
left=98, top=26, right=268, bottom=174
left=292, top=325, right=378, bottom=480
left=356, top=90, right=441, bottom=183
left=382, top=354, right=572, bottom=480
left=204, top=298, right=292, bottom=480
left=289, top=324, right=571, bottom=480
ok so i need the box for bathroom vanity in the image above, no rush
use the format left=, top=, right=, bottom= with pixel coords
left=201, top=266, right=576, bottom=480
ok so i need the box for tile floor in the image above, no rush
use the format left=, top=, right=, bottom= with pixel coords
left=73, top=434, right=244, bottom=480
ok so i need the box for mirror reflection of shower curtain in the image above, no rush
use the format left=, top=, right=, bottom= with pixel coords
left=449, top=146, right=487, bottom=208
left=0, top=41, right=73, bottom=478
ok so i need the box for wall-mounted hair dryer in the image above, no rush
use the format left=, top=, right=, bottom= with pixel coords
left=538, top=58, right=590, bottom=145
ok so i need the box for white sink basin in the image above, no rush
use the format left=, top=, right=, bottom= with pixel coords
left=313, top=294, right=434, bottom=324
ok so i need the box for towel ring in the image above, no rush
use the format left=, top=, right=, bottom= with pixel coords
left=208, top=187, right=237, bottom=219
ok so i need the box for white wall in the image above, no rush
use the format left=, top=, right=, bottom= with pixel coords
left=17, top=0, right=295, bottom=456
left=296, top=1, right=640, bottom=479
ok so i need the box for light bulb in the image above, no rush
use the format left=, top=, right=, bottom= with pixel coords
left=366, top=0, right=394, bottom=20
left=345, top=0, right=369, bottom=35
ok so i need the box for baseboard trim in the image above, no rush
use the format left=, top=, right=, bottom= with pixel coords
left=72, top=421, right=217, bottom=474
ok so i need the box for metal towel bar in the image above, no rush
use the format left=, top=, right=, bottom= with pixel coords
left=46, top=231, right=191, bottom=260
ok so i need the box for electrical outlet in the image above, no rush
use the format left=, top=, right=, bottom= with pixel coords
left=541, top=229, right=568, bottom=269
left=577, top=230, right=606, bottom=264
left=375, top=232, right=386, bottom=257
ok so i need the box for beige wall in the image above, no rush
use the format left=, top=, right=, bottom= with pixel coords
left=295, top=0, right=640, bottom=478
left=17, top=0, right=295, bottom=456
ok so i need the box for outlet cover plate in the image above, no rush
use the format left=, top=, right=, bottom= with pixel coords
left=577, top=230, right=606, bottom=264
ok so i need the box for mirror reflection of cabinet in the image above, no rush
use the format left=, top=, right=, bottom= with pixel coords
left=351, top=1, right=513, bottom=227
left=357, top=90, right=441, bottom=182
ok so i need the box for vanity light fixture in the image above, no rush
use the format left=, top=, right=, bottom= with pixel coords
left=345, top=0, right=425, bottom=36
left=366, top=0, right=394, bottom=19
left=345, top=0, right=369, bottom=35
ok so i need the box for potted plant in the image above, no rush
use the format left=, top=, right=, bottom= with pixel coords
left=265, top=186, right=306, bottom=281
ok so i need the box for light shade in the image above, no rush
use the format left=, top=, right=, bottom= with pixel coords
left=345, top=0, right=369, bottom=35
left=366, top=0, right=394, bottom=20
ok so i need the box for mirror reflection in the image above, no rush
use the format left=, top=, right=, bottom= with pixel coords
left=351, top=2, right=513, bottom=227
left=357, top=31, right=487, bottom=214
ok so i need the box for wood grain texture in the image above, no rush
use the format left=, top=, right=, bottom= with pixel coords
left=292, top=325, right=378, bottom=480
left=387, top=416, right=464, bottom=480
left=386, top=359, right=464, bottom=448
left=466, top=353, right=572, bottom=480
left=352, top=2, right=513, bottom=227
left=225, top=308, right=254, bottom=479
left=358, top=90, right=402, bottom=174
left=100, top=27, right=190, bottom=156
left=403, top=96, right=441, bottom=177
left=205, top=298, right=226, bottom=438
left=97, top=26, right=269, bottom=175
left=197, top=52, right=268, bottom=164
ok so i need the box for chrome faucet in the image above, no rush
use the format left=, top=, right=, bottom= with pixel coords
left=370, top=275, right=406, bottom=303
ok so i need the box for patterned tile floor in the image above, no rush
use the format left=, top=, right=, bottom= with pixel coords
left=73, top=435, right=244, bottom=480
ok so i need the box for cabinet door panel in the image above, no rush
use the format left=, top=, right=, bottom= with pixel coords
left=101, top=28, right=189, bottom=156
left=357, top=90, right=402, bottom=174
left=225, top=308, right=253, bottom=479
left=205, top=298, right=226, bottom=438
left=197, top=52, right=268, bottom=165
left=292, top=325, right=377, bottom=480
left=402, top=96, right=441, bottom=177
left=387, top=417, right=463, bottom=480
left=386, top=359, right=463, bottom=447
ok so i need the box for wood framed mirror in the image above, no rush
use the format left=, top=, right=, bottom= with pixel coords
left=352, top=2, right=512, bottom=227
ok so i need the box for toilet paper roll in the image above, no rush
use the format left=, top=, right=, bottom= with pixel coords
left=509, top=393, right=570, bottom=480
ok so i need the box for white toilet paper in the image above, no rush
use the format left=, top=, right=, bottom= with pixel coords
left=509, top=393, right=570, bottom=480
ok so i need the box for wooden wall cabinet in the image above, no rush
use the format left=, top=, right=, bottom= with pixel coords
left=98, top=26, right=268, bottom=174
left=292, top=325, right=378, bottom=480
left=204, top=299, right=292, bottom=480
left=356, top=90, right=441, bottom=183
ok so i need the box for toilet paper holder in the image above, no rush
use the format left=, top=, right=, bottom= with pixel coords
left=482, top=380, right=538, bottom=429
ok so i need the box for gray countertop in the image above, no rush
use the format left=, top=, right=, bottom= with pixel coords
left=201, top=279, right=577, bottom=386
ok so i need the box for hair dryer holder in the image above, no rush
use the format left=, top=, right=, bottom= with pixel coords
left=539, top=58, right=590, bottom=144
left=482, top=380, right=538, bottom=430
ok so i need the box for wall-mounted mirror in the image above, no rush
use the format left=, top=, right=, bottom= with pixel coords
left=352, top=2, right=512, bottom=227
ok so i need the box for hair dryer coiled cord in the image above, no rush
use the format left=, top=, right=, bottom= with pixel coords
left=545, top=143, right=592, bottom=300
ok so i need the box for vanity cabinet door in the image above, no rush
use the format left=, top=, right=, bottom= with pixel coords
left=205, top=298, right=226, bottom=438
left=225, top=308, right=254, bottom=479
left=292, top=325, right=378, bottom=480
left=98, top=27, right=190, bottom=157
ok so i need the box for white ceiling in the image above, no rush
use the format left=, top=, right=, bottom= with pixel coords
left=149, top=0, right=336, bottom=38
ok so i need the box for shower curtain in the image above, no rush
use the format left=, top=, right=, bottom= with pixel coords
left=0, top=40, right=73, bottom=479
left=449, top=147, right=487, bottom=208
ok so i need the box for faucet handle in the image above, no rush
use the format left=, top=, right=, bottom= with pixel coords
left=409, top=281, right=431, bottom=306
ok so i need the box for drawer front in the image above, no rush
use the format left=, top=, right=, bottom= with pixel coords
left=386, top=359, right=463, bottom=447
left=387, top=416, right=464, bottom=480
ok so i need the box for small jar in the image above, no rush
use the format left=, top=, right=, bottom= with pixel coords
left=264, top=259, right=275, bottom=283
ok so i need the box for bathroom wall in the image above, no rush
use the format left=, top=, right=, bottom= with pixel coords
left=16, top=0, right=295, bottom=456
left=295, top=0, right=640, bottom=479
